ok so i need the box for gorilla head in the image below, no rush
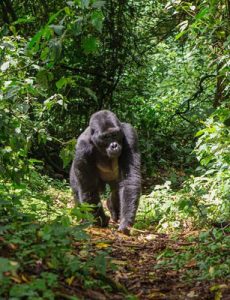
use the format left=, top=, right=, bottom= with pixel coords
left=89, top=110, right=123, bottom=158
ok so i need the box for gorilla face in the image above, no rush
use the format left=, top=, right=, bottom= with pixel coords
left=96, top=128, right=123, bottom=158
left=90, top=111, right=123, bottom=158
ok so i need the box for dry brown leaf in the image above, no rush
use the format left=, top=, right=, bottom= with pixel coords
left=147, top=291, right=166, bottom=299
left=21, top=274, right=29, bottom=283
left=8, top=243, right=18, bottom=250
left=86, top=290, right=107, bottom=300
left=185, top=259, right=197, bottom=268
left=10, top=275, right=22, bottom=283
left=187, top=290, right=198, bottom=298
left=111, top=259, right=127, bottom=266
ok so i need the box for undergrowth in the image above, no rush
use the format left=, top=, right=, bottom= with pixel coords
left=0, top=176, right=115, bottom=299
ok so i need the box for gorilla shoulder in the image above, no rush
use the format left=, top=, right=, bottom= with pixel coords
left=75, top=127, right=94, bottom=158
left=121, top=122, right=139, bottom=149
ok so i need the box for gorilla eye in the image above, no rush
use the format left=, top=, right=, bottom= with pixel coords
left=112, top=132, right=122, bottom=141
left=91, top=128, right=95, bottom=135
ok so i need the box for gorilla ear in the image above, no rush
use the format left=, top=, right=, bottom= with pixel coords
left=90, top=128, right=95, bottom=135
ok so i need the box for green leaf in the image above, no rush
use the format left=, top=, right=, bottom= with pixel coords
left=72, top=229, right=89, bottom=241
left=195, top=129, right=205, bottom=137
left=92, top=0, right=105, bottom=8
left=28, top=28, right=44, bottom=49
left=37, top=70, right=53, bottom=89
left=72, top=18, right=83, bottom=36
left=0, top=258, right=18, bottom=280
left=84, top=87, right=97, bottom=100
left=64, top=6, right=71, bottom=15
left=49, top=38, right=62, bottom=61
left=94, top=253, right=107, bottom=275
left=13, top=16, right=35, bottom=25
left=81, top=0, right=90, bottom=8
left=82, top=36, right=98, bottom=54
left=60, top=138, right=76, bottom=167
left=175, top=30, right=187, bottom=40
left=0, top=61, right=10, bottom=72
left=40, top=47, right=49, bottom=61
left=56, top=77, right=68, bottom=89
left=195, top=7, right=209, bottom=20
left=5, top=86, right=20, bottom=99
left=47, top=9, right=64, bottom=25
left=201, top=156, right=212, bottom=166
left=50, top=25, right=65, bottom=36
left=91, top=11, right=104, bottom=32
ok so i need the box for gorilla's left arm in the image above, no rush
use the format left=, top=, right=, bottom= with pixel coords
left=118, top=123, right=141, bottom=232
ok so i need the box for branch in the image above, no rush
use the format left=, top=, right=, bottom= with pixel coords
left=172, top=74, right=216, bottom=125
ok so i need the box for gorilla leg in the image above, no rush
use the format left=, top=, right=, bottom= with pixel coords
left=70, top=159, right=109, bottom=227
left=70, top=164, right=80, bottom=203
left=79, top=190, right=109, bottom=227
left=107, top=188, right=120, bottom=222
left=72, top=189, right=79, bottom=203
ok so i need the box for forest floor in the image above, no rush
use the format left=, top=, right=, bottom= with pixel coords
left=60, top=225, right=230, bottom=300
left=1, top=179, right=229, bottom=300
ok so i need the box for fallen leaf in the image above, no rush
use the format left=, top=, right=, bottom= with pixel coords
left=148, top=291, right=166, bottom=299
left=9, top=261, right=18, bottom=267
left=79, top=250, right=88, bottom=258
left=210, top=284, right=229, bottom=291
left=46, top=261, right=54, bottom=268
left=187, top=290, right=197, bottom=298
left=11, top=275, right=22, bottom=283
left=111, top=259, right=127, bottom=266
left=186, top=259, right=197, bottom=268
left=21, top=274, right=29, bottom=282
left=148, top=272, right=156, bottom=279
left=145, top=234, right=157, bottom=241
left=8, top=243, right=18, bottom=250
left=66, top=276, right=75, bottom=286
left=165, top=270, right=178, bottom=276
left=96, top=242, right=111, bottom=249
left=86, top=290, right=106, bottom=300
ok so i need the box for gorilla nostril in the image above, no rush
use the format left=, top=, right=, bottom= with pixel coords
left=111, top=142, right=118, bottom=150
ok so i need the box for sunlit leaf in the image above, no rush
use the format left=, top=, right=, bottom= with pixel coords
left=195, top=7, right=209, bottom=20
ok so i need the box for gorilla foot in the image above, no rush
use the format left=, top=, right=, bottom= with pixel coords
left=94, top=215, right=110, bottom=228
left=110, top=213, right=119, bottom=223
left=118, top=224, right=131, bottom=235
left=106, top=199, right=119, bottom=223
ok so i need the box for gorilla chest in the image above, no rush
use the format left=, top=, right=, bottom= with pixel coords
left=96, top=158, right=119, bottom=182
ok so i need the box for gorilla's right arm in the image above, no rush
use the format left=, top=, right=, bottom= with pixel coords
left=70, top=128, right=109, bottom=226
left=70, top=127, right=97, bottom=202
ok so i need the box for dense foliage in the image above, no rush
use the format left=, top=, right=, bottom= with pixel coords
left=0, top=0, right=229, bottom=298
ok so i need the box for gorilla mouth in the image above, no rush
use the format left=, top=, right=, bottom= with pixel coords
left=107, top=148, right=121, bottom=158
left=107, top=142, right=122, bottom=158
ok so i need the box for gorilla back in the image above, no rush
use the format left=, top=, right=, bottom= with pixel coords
left=70, top=110, right=141, bottom=234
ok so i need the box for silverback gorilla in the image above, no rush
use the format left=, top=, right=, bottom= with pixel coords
left=70, top=110, right=141, bottom=234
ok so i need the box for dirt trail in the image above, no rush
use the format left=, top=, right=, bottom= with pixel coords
left=80, top=227, right=230, bottom=300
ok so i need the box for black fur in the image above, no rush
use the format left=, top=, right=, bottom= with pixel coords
left=70, top=110, right=141, bottom=233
